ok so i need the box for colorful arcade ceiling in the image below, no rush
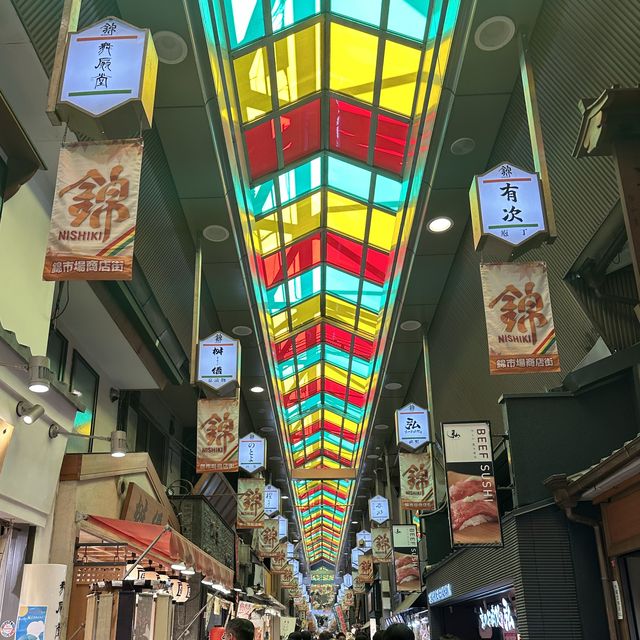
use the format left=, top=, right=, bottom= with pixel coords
left=199, top=0, right=460, bottom=567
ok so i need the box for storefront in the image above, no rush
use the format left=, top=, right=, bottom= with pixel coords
left=546, top=434, right=640, bottom=640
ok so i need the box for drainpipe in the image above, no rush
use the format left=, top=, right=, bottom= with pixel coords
left=563, top=505, right=618, bottom=640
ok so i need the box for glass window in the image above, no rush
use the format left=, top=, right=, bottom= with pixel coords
left=281, top=99, right=322, bottom=165
left=373, top=174, right=403, bottom=211
left=330, top=99, right=371, bottom=163
left=223, top=0, right=265, bottom=49
left=379, top=40, right=421, bottom=116
left=274, top=24, right=322, bottom=106
left=68, top=352, right=99, bottom=453
left=374, top=114, right=409, bottom=174
left=387, top=0, right=429, bottom=41
left=234, top=46, right=272, bottom=122
left=271, top=0, right=321, bottom=33
left=244, top=119, right=278, bottom=180
left=327, top=157, right=371, bottom=202
left=279, top=157, right=322, bottom=204
left=330, top=0, right=382, bottom=28
left=248, top=179, right=277, bottom=216
left=327, top=192, right=367, bottom=242
left=46, top=327, right=68, bottom=382
left=330, top=24, right=378, bottom=104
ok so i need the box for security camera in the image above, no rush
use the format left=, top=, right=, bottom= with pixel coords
left=109, top=388, right=120, bottom=403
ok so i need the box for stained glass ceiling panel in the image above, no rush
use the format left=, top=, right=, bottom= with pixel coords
left=199, top=0, right=461, bottom=568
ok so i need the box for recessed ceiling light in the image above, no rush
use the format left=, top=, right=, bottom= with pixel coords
left=202, top=224, right=230, bottom=242
left=268, top=455, right=280, bottom=461
left=374, top=424, right=390, bottom=431
left=232, top=325, right=252, bottom=336
left=259, top=426, right=274, bottom=434
left=384, top=382, right=402, bottom=390
left=450, top=137, right=475, bottom=156
left=400, top=320, right=422, bottom=331
left=367, top=454, right=379, bottom=460
left=153, top=30, right=189, bottom=64
left=474, top=16, right=516, bottom=52
left=250, top=386, right=264, bottom=393
left=427, top=217, right=454, bottom=233
left=351, top=521, right=358, bottom=525
left=282, top=495, right=289, bottom=500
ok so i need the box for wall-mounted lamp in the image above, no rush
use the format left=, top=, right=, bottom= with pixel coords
left=48, top=423, right=127, bottom=458
left=2, top=356, right=52, bottom=394
left=16, top=400, right=45, bottom=425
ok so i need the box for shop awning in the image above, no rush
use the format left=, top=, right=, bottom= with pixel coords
left=85, top=515, right=234, bottom=589
left=393, top=589, right=429, bottom=614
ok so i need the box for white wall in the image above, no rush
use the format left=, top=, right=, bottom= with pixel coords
left=0, top=182, right=55, bottom=355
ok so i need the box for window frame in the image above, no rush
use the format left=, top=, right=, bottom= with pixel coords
left=68, top=350, right=99, bottom=452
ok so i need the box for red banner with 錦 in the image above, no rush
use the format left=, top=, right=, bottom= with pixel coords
left=43, top=139, right=143, bottom=281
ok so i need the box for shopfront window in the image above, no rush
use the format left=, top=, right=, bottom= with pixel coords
left=46, top=327, right=68, bottom=382
left=68, top=351, right=99, bottom=453
left=0, top=155, right=7, bottom=218
left=135, top=411, right=166, bottom=480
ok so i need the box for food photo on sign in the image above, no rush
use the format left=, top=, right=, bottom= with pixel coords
left=392, top=525, right=421, bottom=592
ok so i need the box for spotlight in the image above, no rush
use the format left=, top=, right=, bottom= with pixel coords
left=250, top=386, right=264, bottom=393
left=181, top=566, right=195, bottom=576
left=28, top=356, right=51, bottom=393
left=201, top=576, right=214, bottom=586
left=110, top=430, right=127, bottom=458
left=16, top=401, right=44, bottom=425
left=171, top=561, right=187, bottom=571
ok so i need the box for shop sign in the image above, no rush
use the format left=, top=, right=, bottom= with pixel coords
left=278, top=516, right=288, bottom=539
left=392, top=525, right=420, bottom=593
left=399, top=450, right=435, bottom=511
left=258, top=518, right=279, bottom=557
left=356, top=529, right=372, bottom=550
left=43, top=140, right=143, bottom=281
left=480, top=262, right=560, bottom=375
left=121, top=482, right=173, bottom=526
left=358, top=552, right=374, bottom=584
left=351, top=547, right=364, bottom=570
left=371, top=527, right=392, bottom=563
left=57, top=17, right=157, bottom=138
left=343, top=573, right=353, bottom=588
left=395, top=403, right=430, bottom=450
left=238, top=432, right=266, bottom=473
left=287, top=542, right=295, bottom=559
left=478, top=598, right=516, bottom=632
left=196, top=397, right=239, bottom=473
left=470, top=162, right=548, bottom=257
left=263, top=484, right=281, bottom=516
left=612, top=580, right=624, bottom=620
left=368, top=495, right=390, bottom=524
left=236, top=477, right=264, bottom=529
left=427, top=584, right=452, bottom=605
left=442, top=422, right=502, bottom=547
left=197, top=331, right=240, bottom=391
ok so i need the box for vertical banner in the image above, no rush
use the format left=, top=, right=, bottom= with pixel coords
left=442, top=422, right=502, bottom=546
left=258, top=518, right=280, bottom=557
left=271, top=542, right=288, bottom=574
left=371, top=527, right=392, bottom=563
left=237, top=478, right=265, bottom=529
left=480, top=262, right=560, bottom=375
left=43, top=140, right=143, bottom=281
left=358, top=552, right=374, bottom=584
left=352, top=570, right=364, bottom=595
left=399, top=450, right=435, bottom=510
left=392, top=525, right=420, bottom=592
left=196, top=397, right=239, bottom=473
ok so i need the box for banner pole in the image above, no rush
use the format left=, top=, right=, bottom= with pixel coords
left=190, top=238, right=203, bottom=385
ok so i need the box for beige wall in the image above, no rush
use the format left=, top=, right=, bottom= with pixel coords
left=0, top=182, right=54, bottom=355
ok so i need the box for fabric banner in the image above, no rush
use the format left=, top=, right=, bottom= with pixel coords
left=271, top=541, right=287, bottom=574
left=43, top=139, right=143, bottom=281
left=392, top=525, right=420, bottom=593
left=237, top=478, right=264, bottom=529
left=442, top=421, right=502, bottom=547
left=480, top=262, right=561, bottom=375
left=358, top=552, right=374, bottom=583
left=281, top=565, right=297, bottom=589
left=399, top=450, right=435, bottom=510
left=196, top=398, right=239, bottom=473
left=343, top=588, right=354, bottom=608
left=371, top=527, right=392, bottom=563
left=352, top=570, right=364, bottom=594
left=257, top=518, right=279, bottom=557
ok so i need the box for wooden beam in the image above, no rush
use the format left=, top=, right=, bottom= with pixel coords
left=291, top=468, right=357, bottom=480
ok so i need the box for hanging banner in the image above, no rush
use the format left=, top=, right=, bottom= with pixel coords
left=442, top=421, right=502, bottom=547
left=258, top=518, right=280, bottom=557
left=343, top=588, right=354, bottom=608
left=281, top=565, right=297, bottom=589
left=368, top=495, right=390, bottom=524
left=237, top=478, right=265, bottom=529
left=356, top=530, right=372, bottom=551
left=399, top=450, right=435, bottom=511
left=352, top=570, right=364, bottom=595
left=43, top=140, right=143, bottom=281
left=358, top=552, right=374, bottom=584
left=392, top=525, right=420, bottom=592
left=371, top=527, right=392, bottom=563
left=197, top=331, right=240, bottom=391
left=196, top=397, right=239, bottom=473
left=238, top=432, right=266, bottom=474
left=480, top=262, right=560, bottom=375
left=271, top=542, right=288, bottom=574
left=351, top=547, right=364, bottom=570
left=264, top=484, right=281, bottom=516
left=395, top=403, right=430, bottom=450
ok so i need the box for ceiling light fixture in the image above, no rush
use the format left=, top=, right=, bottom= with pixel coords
left=28, top=356, right=51, bottom=393
left=153, top=30, right=189, bottom=64
left=450, top=137, right=476, bottom=156
left=202, top=224, right=230, bottom=242
left=259, top=426, right=274, bottom=434
left=282, top=495, right=289, bottom=500
left=384, top=382, right=402, bottom=391
left=16, top=401, right=44, bottom=425
left=374, top=424, right=390, bottom=431
left=232, top=325, right=252, bottom=336
left=400, top=320, right=422, bottom=331
left=427, top=216, right=454, bottom=233
left=250, top=386, right=264, bottom=393
left=474, top=16, right=516, bottom=51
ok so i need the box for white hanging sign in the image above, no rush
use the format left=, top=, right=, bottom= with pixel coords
left=395, top=403, right=430, bottom=450
left=286, top=541, right=295, bottom=558
left=263, top=484, right=281, bottom=516
left=238, top=432, right=266, bottom=474
left=351, top=547, right=364, bottom=570
left=356, top=530, right=372, bottom=551
left=278, top=516, right=289, bottom=539
left=197, top=331, right=240, bottom=391
left=368, top=495, right=390, bottom=524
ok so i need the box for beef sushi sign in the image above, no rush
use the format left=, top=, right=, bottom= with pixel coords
left=392, top=525, right=420, bottom=592
left=442, top=421, right=502, bottom=546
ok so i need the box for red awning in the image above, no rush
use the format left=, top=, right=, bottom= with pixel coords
left=86, top=515, right=234, bottom=589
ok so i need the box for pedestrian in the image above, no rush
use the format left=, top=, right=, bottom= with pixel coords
left=226, top=619, right=255, bottom=640
left=383, top=624, right=414, bottom=640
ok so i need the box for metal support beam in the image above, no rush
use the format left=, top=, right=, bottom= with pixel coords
left=190, top=239, right=203, bottom=385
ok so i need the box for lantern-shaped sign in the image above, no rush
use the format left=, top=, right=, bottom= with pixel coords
left=238, top=432, right=266, bottom=473
left=197, top=331, right=240, bottom=392
left=395, top=403, right=430, bottom=450
left=264, top=484, right=281, bottom=516
left=368, top=495, right=390, bottom=524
